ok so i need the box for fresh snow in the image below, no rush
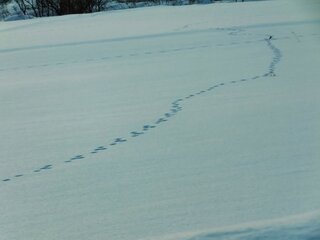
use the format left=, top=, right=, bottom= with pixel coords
left=1, top=0, right=320, bottom=239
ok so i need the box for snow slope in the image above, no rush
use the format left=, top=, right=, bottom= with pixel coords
left=1, top=0, right=320, bottom=239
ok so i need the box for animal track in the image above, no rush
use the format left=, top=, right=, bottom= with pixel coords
left=1, top=33, right=282, bottom=185
left=113, top=138, right=127, bottom=144
left=90, top=146, right=107, bottom=154
left=131, top=131, right=144, bottom=137
left=143, top=125, right=156, bottom=131
left=0, top=29, right=297, bottom=73
left=108, top=138, right=127, bottom=146
left=265, top=38, right=282, bottom=75
left=40, top=165, right=52, bottom=170
left=155, top=118, right=168, bottom=124
left=71, top=155, right=84, bottom=160
left=65, top=155, right=84, bottom=163
left=95, top=146, right=107, bottom=151
left=34, top=164, right=53, bottom=172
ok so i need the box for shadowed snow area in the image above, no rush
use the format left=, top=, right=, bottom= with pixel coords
left=186, top=213, right=320, bottom=240
left=0, top=0, right=320, bottom=239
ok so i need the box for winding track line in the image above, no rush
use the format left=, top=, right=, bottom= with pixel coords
left=1, top=18, right=318, bottom=54
left=1, top=33, right=282, bottom=185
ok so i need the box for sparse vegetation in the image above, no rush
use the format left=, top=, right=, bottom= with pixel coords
left=12, top=0, right=108, bottom=17
left=1, top=0, right=251, bottom=19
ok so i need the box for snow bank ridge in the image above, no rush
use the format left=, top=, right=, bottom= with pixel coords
left=187, top=212, right=320, bottom=240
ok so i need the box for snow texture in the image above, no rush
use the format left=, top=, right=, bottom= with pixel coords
left=0, top=0, right=320, bottom=239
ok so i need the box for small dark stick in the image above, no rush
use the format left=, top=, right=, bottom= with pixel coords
left=269, top=35, right=273, bottom=40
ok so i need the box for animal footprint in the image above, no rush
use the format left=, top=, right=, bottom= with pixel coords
left=196, top=90, right=206, bottom=95
left=65, top=155, right=84, bottom=163
left=263, top=73, right=270, bottom=77
left=71, top=155, right=84, bottom=160
left=131, top=131, right=144, bottom=137
left=171, top=108, right=182, bottom=113
left=186, top=94, right=194, bottom=99
left=40, top=165, right=52, bottom=170
left=172, top=104, right=179, bottom=109
left=110, top=138, right=127, bottom=146
left=143, top=125, right=156, bottom=131
left=207, top=86, right=216, bottom=91
left=114, top=138, right=127, bottom=143
left=95, top=146, right=107, bottom=151
left=269, top=72, right=276, bottom=77
left=91, top=146, right=107, bottom=154
left=155, top=118, right=167, bottom=124
left=34, top=164, right=53, bottom=172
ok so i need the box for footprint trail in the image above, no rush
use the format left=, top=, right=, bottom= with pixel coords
left=1, top=37, right=282, bottom=185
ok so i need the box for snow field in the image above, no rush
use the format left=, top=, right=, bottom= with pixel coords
left=1, top=1, right=320, bottom=239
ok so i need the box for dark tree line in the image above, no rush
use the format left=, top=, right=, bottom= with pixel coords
left=13, top=0, right=108, bottom=16
left=2, top=0, right=246, bottom=18
left=0, top=0, right=10, bottom=18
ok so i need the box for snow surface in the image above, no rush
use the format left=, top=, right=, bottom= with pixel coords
left=1, top=0, right=320, bottom=239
